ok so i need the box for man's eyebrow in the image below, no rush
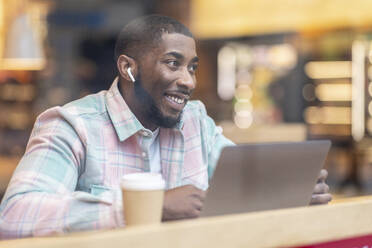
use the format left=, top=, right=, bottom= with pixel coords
left=164, top=52, right=199, bottom=63
left=165, top=51, right=184, bottom=60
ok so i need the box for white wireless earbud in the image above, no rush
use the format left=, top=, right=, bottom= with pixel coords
left=127, top=67, right=135, bottom=83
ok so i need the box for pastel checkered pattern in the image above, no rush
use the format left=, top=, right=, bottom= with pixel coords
left=0, top=78, right=233, bottom=239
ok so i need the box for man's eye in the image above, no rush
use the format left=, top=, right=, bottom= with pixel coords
left=189, top=64, right=198, bottom=73
left=167, top=60, right=179, bottom=67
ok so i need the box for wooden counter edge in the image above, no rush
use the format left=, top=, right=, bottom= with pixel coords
left=2, top=199, right=372, bottom=248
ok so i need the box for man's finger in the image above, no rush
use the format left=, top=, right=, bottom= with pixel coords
left=193, top=200, right=204, bottom=211
left=317, top=169, right=328, bottom=183
left=310, top=193, right=332, bottom=205
left=192, top=190, right=207, bottom=201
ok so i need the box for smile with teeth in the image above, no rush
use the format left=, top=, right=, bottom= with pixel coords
left=166, top=95, right=185, bottom=104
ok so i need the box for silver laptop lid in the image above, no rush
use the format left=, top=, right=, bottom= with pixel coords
left=201, top=140, right=331, bottom=217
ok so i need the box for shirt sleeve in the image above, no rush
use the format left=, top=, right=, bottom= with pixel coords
left=196, top=101, right=235, bottom=179
left=0, top=107, right=124, bottom=239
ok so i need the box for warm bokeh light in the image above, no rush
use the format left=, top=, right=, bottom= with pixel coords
left=235, top=44, right=252, bottom=68
left=304, top=106, right=351, bottom=125
left=234, top=99, right=253, bottom=113
left=0, top=0, right=48, bottom=70
left=267, top=44, right=297, bottom=69
left=315, top=83, right=351, bottom=101
left=235, top=84, right=253, bottom=100
left=305, top=61, right=352, bottom=79
left=218, top=45, right=236, bottom=101
left=0, top=58, right=45, bottom=70
left=191, top=0, right=372, bottom=38
left=234, top=110, right=253, bottom=129
left=304, top=106, right=322, bottom=124
left=352, top=40, right=367, bottom=141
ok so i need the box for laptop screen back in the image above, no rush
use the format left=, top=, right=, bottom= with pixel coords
left=201, top=140, right=331, bottom=217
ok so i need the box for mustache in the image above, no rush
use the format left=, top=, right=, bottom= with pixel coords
left=167, top=88, right=193, bottom=98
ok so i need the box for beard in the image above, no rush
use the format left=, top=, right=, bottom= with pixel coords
left=133, top=73, right=182, bottom=128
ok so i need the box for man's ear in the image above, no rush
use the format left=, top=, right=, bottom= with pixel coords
left=117, top=54, right=137, bottom=82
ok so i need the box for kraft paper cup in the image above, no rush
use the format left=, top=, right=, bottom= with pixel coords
left=121, top=173, right=165, bottom=226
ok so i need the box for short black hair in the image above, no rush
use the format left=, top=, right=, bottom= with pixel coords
left=114, top=15, right=193, bottom=61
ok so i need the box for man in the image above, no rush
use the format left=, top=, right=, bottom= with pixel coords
left=0, top=15, right=331, bottom=239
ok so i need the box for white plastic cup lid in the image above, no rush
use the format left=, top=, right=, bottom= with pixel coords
left=120, top=173, right=165, bottom=191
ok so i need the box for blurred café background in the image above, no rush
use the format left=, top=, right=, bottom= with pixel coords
left=1, top=0, right=372, bottom=201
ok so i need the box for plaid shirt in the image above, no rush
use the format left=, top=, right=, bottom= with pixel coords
left=0, top=78, right=233, bottom=239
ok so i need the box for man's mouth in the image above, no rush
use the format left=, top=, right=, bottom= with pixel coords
left=164, top=92, right=189, bottom=111
left=165, top=94, right=185, bottom=104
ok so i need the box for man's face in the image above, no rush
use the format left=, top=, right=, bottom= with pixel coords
left=134, top=33, right=198, bottom=128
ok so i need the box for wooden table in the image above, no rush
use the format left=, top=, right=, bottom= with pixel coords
left=2, top=197, right=372, bottom=248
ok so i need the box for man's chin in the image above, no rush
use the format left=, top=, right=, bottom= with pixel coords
left=154, top=112, right=182, bottom=128
left=158, top=116, right=180, bottom=128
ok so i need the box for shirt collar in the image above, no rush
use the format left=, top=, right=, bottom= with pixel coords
left=105, top=77, right=184, bottom=142
left=105, top=77, right=144, bottom=141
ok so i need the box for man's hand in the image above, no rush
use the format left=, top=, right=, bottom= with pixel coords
left=310, top=169, right=332, bottom=205
left=162, top=185, right=206, bottom=221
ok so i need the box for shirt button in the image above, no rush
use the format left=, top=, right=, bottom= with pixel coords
left=142, top=152, right=147, bottom=158
left=142, top=131, right=150, bottom=137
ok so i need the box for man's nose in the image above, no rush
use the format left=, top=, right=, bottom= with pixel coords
left=176, top=68, right=195, bottom=91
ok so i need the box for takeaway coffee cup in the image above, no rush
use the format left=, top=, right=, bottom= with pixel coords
left=121, top=173, right=165, bottom=226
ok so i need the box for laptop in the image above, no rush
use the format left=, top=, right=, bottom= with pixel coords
left=201, top=140, right=331, bottom=217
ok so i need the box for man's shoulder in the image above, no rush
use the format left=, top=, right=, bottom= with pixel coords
left=35, top=90, right=109, bottom=128
left=33, top=91, right=110, bottom=143
left=61, top=90, right=108, bottom=117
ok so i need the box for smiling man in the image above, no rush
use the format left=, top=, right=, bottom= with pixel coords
left=0, top=15, right=331, bottom=239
